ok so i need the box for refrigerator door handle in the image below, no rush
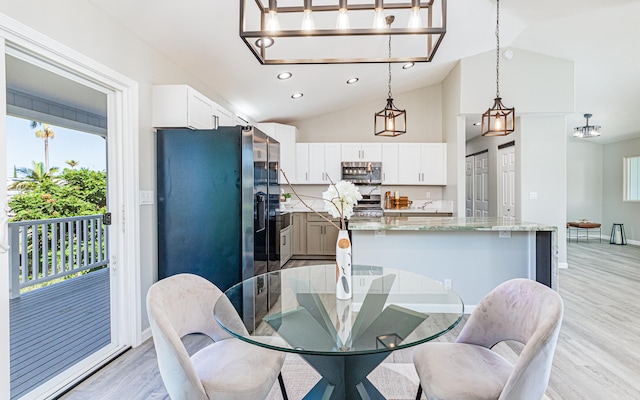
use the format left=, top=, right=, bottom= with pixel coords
left=256, top=193, right=266, bottom=232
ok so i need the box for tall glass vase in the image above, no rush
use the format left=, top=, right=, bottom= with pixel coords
left=335, top=229, right=352, bottom=300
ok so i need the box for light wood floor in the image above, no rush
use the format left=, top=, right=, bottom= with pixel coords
left=59, top=242, right=640, bottom=399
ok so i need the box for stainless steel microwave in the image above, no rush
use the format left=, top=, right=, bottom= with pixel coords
left=341, top=161, right=382, bottom=184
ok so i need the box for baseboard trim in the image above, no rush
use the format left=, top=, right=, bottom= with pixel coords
left=140, top=327, right=152, bottom=344
left=559, top=262, right=569, bottom=269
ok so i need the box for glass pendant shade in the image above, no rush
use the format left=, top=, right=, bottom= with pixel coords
left=408, top=0, right=422, bottom=29
left=301, top=0, right=315, bottom=31
left=336, top=0, right=350, bottom=29
left=375, top=98, right=406, bottom=136
left=481, top=97, right=515, bottom=136
left=266, top=0, right=280, bottom=32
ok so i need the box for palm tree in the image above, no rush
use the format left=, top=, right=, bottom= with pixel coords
left=31, top=121, right=55, bottom=173
left=65, top=160, right=80, bottom=169
left=9, top=161, right=60, bottom=190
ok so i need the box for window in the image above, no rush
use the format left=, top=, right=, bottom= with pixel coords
left=624, top=156, right=640, bottom=201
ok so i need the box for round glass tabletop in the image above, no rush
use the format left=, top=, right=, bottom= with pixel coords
left=214, top=264, right=464, bottom=356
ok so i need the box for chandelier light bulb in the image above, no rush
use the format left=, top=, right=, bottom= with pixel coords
left=336, top=8, right=350, bottom=29
left=266, top=10, right=280, bottom=32
left=386, top=114, right=395, bottom=131
left=408, top=0, right=422, bottom=29
left=494, top=116, right=502, bottom=130
left=373, top=0, right=386, bottom=29
left=301, top=10, right=315, bottom=31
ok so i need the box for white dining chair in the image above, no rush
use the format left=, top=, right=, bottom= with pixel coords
left=147, top=273, right=287, bottom=400
left=413, top=278, right=563, bottom=400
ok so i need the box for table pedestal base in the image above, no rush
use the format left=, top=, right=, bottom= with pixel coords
left=300, top=352, right=390, bottom=400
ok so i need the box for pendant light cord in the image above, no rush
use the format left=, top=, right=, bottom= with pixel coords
left=388, top=27, right=392, bottom=98
left=495, top=0, right=500, bottom=98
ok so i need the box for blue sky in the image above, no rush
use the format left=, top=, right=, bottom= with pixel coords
left=6, top=116, right=106, bottom=176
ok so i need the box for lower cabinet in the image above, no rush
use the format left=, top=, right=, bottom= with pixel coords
left=306, top=214, right=339, bottom=256
left=292, top=212, right=338, bottom=257
left=280, top=225, right=292, bottom=267
left=293, top=213, right=307, bottom=256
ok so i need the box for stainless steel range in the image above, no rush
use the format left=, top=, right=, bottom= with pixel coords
left=353, top=194, right=384, bottom=217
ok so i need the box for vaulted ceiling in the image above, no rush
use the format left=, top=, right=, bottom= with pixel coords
left=87, top=0, right=640, bottom=144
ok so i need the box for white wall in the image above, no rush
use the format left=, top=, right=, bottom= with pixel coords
left=602, top=137, right=640, bottom=243
left=520, top=115, right=567, bottom=265
left=460, top=48, right=574, bottom=115
left=0, top=1, right=239, bottom=332
left=567, top=139, right=603, bottom=223
left=295, top=84, right=443, bottom=143
left=441, top=62, right=465, bottom=215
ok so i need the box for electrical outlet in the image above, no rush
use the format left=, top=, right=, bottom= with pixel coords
left=374, top=230, right=386, bottom=237
left=444, top=278, right=452, bottom=289
left=499, top=230, right=511, bottom=238
left=529, top=192, right=538, bottom=200
left=426, top=191, right=431, bottom=199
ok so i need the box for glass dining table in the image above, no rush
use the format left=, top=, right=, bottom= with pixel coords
left=214, top=264, right=464, bottom=400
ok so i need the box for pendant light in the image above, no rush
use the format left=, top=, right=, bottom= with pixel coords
left=573, top=114, right=602, bottom=138
left=481, top=0, right=515, bottom=136
left=375, top=16, right=406, bottom=137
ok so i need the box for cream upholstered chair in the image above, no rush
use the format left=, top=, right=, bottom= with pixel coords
left=413, top=278, right=563, bottom=400
left=147, top=273, right=287, bottom=400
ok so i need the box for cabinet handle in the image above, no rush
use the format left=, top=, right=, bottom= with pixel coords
left=305, top=172, right=308, bottom=181
left=283, top=236, right=286, bottom=245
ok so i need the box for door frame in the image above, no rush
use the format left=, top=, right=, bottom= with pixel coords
left=0, top=14, right=141, bottom=398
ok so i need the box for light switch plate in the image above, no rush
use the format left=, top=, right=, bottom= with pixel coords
left=140, top=191, right=154, bottom=205
left=529, top=192, right=538, bottom=200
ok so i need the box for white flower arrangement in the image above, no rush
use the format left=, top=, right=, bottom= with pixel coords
left=322, top=180, right=363, bottom=230
left=281, top=170, right=362, bottom=231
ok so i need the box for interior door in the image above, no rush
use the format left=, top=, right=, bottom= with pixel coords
left=474, top=152, right=489, bottom=217
left=499, top=144, right=516, bottom=221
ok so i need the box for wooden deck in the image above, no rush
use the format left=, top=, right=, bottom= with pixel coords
left=10, top=267, right=111, bottom=399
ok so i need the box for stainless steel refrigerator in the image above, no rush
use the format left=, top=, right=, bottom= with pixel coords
left=156, top=125, right=280, bottom=294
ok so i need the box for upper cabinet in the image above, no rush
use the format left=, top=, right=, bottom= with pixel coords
left=398, top=143, right=447, bottom=185
left=152, top=84, right=234, bottom=130
left=381, top=143, right=399, bottom=184
left=256, top=123, right=297, bottom=184
left=341, top=143, right=382, bottom=162
left=296, top=143, right=341, bottom=184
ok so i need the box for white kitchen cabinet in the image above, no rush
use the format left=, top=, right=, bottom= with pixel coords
left=296, top=143, right=310, bottom=184
left=398, top=143, right=447, bottom=185
left=341, top=143, right=382, bottom=162
left=381, top=143, right=399, bottom=184
left=257, top=123, right=297, bottom=184
left=215, top=104, right=234, bottom=126
left=300, top=143, right=341, bottom=184
left=152, top=84, right=235, bottom=130
left=152, top=85, right=217, bottom=129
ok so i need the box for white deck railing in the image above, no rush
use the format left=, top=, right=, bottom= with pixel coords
left=8, top=214, right=108, bottom=299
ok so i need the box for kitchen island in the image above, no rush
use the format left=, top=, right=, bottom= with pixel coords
left=348, top=216, right=557, bottom=310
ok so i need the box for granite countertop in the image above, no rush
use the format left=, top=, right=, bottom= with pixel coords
left=348, top=216, right=557, bottom=232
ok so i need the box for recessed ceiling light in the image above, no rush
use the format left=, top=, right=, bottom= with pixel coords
left=346, top=77, right=359, bottom=84
left=291, top=92, right=303, bottom=99
left=255, top=37, right=274, bottom=48
left=402, top=62, right=415, bottom=70
left=277, top=72, right=292, bottom=80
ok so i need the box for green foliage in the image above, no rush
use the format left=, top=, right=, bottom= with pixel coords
left=8, top=167, right=106, bottom=222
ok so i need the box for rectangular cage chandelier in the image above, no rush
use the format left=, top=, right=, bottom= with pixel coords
left=240, top=0, right=447, bottom=65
